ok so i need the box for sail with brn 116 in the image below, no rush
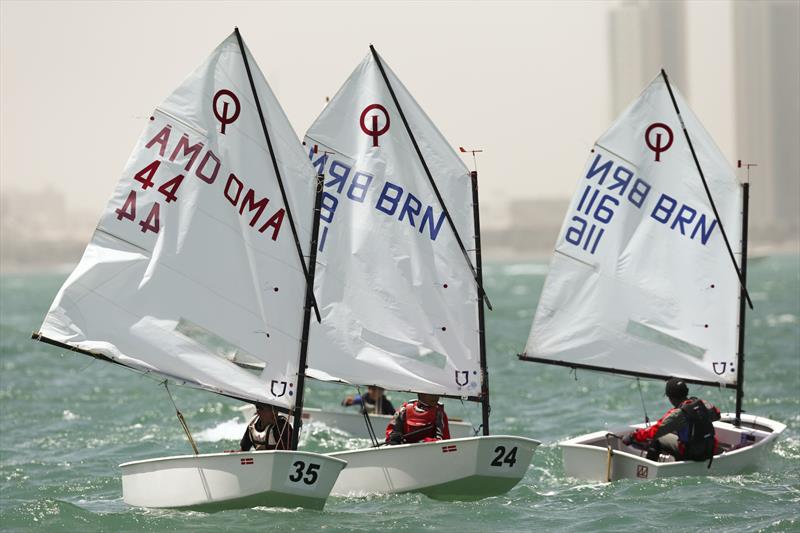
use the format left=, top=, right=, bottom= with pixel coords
left=518, top=71, right=785, bottom=482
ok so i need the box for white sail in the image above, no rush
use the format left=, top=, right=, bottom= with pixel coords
left=302, top=51, right=481, bottom=397
left=38, top=33, right=317, bottom=409
left=524, top=74, right=742, bottom=386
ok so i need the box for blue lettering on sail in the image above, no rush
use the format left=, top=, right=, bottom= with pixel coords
left=585, top=153, right=614, bottom=184
left=650, top=194, right=718, bottom=245
left=376, top=182, right=403, bottom=215
left=563, top=151, right=716, bottom=255
left=320, top=192, right=338, bottom=224
left=327, top=161, right=350, bottom=194
left=420, top=206, right=446, bottom=240
left=307, top=146, right=447, bottom=251
left=347, top=172, right=373, bottom=203
left=310, top=152, right=328, bottom=176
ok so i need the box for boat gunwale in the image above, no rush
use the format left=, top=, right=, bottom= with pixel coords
left=326, top=435, right=542, bottom=458
left=119, top=449, right=347, bottom=469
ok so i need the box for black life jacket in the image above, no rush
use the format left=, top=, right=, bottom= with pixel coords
left=679, top=397, right=716, bottom=461
left=247, top=414, right=289, bottom=450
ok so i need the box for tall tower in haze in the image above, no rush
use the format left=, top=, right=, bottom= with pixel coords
left=733, top=0, right=800, bottom=242
left=608, top=0, right=688, bottom=116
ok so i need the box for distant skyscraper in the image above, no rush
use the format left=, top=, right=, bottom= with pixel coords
left=733, top=0, right=800, bottom=239
left=608, top=0, right=688, bottom=116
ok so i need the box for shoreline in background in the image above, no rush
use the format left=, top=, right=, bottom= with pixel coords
left=1, top=240, right=797, bottom=276
left=3, top=187, right=798, bottom=274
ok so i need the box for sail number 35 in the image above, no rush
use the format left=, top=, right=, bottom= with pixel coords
left=490, top=446, right=518, bottom=467
left=288, top=460, right=320, bottom=485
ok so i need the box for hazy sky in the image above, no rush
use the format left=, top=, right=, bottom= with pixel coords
left=1, top=1, right=736, bottom=220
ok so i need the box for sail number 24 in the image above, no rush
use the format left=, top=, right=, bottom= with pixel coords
left=490, top=446, right=518, bottom=467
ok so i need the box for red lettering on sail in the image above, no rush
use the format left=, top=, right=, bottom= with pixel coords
left=239, top=189, right=270, bottom=228
left=130, top=121, right=289, bottom=246
left=195, top=151, right=221, bottom=184
left=169, top=134, right=204, bottom=171
left=133, top=160, right=160, bottom=190
left=145, top=126, right=171, bottom=157
left=225, top=174, right=243, bottom=205
left=115, top=190, right=137, bottom=221
left=157, top=175, right=184, bottom=203
left=258, top=209, right=285, bottom=241
left=139, top=203, right=161, bottom=234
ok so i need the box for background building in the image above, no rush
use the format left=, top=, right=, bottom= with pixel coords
left=483, top=198, right=570, bottom=260
left=733, top=0, right=800, bottom=243
left=608, top=0, right=688, bottom=116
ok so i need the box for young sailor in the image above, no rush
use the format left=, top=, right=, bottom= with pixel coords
left=342, top=385, right=395, bottom=415
left=385, top=393, right=450, bottom=445
left=238, top=403, right=292, bottom=451
left=623, top=378, right=721, bottom=461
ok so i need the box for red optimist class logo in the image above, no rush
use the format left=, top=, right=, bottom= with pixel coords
left=213, top=89, right=241, bottom=134
left=359, top=104, right=390, bottom=147
left=644, top=122, right=673, bottom=162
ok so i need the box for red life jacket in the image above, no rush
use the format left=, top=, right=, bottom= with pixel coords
left=400, top=400, right=449, bottom=442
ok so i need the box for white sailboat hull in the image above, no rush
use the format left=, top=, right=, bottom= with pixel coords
left=560, top=413, right=785, bottom=482
left=240, top=405, right=476, bottom=439
left=327, top=435, right=540, bottom=500
left=120, top=450, right=347, bottom=511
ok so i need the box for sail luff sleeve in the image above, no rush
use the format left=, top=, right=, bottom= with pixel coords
left=291, top=174, right=325, bottom=449
left=234, top=28, right=321, bottom=322
left=660, top=68, right=752, bottom=310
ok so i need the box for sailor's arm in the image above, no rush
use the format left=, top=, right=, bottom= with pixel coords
left=436, top=408, right=451, bottom=440
left=239, top=428, right=253, bottom=452
left=650, top=409, right=686, bottom=440
left=632, top=408, right=679, bottom=442
left=385, top=407, right=406, bottom=444
left=704, top=400, right=721, bottom=421
left=382, top=397, right=395, bottom=415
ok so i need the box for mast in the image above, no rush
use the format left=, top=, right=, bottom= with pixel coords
left=368, top=44, right=492, bottom=311
left=734, top=181, right=750, bottom=426
left=291, top=174, right=325, bottom=449
left=234, top=27, right=321, bottom=322
left=471, top=170, right=490, bottom=435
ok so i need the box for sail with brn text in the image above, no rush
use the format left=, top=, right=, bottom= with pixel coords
left=37, top=33, right=317, bottom=409
left=303, top=50, right=482, bottom=397
left=523, top=74, right=742, bottom=387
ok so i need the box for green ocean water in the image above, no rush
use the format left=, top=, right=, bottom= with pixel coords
left=1, top=256, right=798, bottom=532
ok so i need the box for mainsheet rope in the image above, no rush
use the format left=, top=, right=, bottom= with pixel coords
left=636, top=378, right=650, bottom=427
left=357, top=386, right=380, bottom=447
left=162, top=381, right=200, bottom=455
